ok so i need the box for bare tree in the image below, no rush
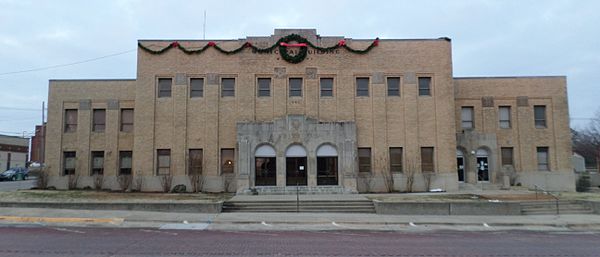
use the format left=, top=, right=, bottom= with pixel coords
left=189, top=173, right=204, bottom=193
left=132, top=175, right=143, bottom=192
left=375, top=156, right=394, bottom=193
left=117, top=174, right=132, bottom=192
left=93, top=174, right=104, bottom=191
left=358, top=172, right=374, bottom=193
left=423, top=171, right=434, bottom=192
left=67, top=174, right=79, bottom=190
left=404, top=159, right=417, bottom=193
left=222, top=174, right=234, bottom=193
left=36, top=166, right=49, bottom=189
left=572, top=109, right=600, bottom=170
left=160, top=174, right=173, bottom=193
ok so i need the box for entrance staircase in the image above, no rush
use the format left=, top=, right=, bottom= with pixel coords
left=520, top=201, right=593, bottom=215
left=222, top=195, right=376, bottom=213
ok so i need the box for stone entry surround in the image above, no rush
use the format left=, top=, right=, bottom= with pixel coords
left=236, top=115, right=358, bottom=194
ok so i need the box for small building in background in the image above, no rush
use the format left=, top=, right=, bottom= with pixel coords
left=0, top=134, right=29, bottom=170
left=30, top=123, right=46, bottom=164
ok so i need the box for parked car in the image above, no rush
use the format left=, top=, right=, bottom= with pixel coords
left=0, top=167, right=29, bottom=181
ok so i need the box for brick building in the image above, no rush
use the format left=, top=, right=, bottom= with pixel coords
left=0, top=134, right=29, bottom=171
left=44, top=29, right=574, bottom=192
left=30, top=123, right=46, bottom=164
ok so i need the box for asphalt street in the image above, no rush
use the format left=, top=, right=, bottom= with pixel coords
left=0, top=178, right=35, bottom=192
left=0, top=227, right=599, bottom=257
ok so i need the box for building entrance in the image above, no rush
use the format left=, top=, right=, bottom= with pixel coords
left=456, top=149, right=465, bottom=182
left=286, top=145, right=308, bottom=186
left=317, top=144, right=339, bottom=186
left=255, top=145, right=276, bottom=186
left=476, top=148, right=489, bottom=182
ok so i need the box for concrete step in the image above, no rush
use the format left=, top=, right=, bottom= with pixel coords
left=522, top=209, right=594, bottom=215
left=520, top=201, right=593, bottom=215
left=222, top=200, right=375, bottom=213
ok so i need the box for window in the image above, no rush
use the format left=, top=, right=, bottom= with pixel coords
left=91, top=151, right=104, bottom=175
left=356, top=77, right=369, bottom=97
left=257, top=78, right=271, bottom=97
left=158, top=78, right=172, bottom=98
left=63, top=151, right=76, bottom=175
left=190, top=78, right=204, bottom=98
left=537, top=147, right=549, bottom=171
left=157, top=149, right=171, bottom=175
left=221, top=78, right=235, bottom=97
left=358, top=148, right=371, bottom=173
left=499, top=106, right=511, bottom=129
left=120, top=109, right=134, bottom=132
left=501, top=147, right=514, bottom=166
left=64, top=109, right=78, bottom=133
left=221, top=148, right=235, bottom=174
left=189, top=149, right=203, bottom=175
left=461, top=107, right=474, bottom=129
left=289, top=78, right=303, bottom=97
left=387, top=77, right=400, bottom=96
left=119, top=151, right=132, bottom=175
left=534, top=105, right=547, bottom=128
left=421, top=147, right=434, bottom=172
left=418, top=77, right=432, bottom=96
left=92, top=109, right=106, bottom=132
left=389, top=147, right=403, bottom=173
left=320, top=78, right=333, bottom=97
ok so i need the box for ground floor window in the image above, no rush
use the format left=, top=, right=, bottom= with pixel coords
left=63, top=151, right=76, bottom=175
left=91, top=151, right=104, bottom=175
left=317, top=157, right=338, bottom=185
left=286, top=157, right=307, bottom=186
left=119, top=151, right=132, bottom=175
left=189, top=149, right=203, bottom=175
left=157, top=149, right=171, bottom=175
left=221, top=148, right=235, bottom=174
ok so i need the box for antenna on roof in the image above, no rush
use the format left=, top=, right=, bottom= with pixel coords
left=203, top=10, right=207, bottom=40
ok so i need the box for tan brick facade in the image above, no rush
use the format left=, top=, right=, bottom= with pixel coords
left=44, top=29, right=574, bottom=192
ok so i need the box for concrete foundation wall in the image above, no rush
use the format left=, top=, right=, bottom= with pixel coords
left=374, top=201, right=521, bottom=215
left=516, top=172, right=576, bottom=192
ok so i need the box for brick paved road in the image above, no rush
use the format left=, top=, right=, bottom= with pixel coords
left=0, top=227, right=599, bottom=256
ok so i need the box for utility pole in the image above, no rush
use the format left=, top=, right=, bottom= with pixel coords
left=41, top=101, right=45, bottom=165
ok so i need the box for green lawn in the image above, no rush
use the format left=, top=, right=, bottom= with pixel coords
left=0, top=190, right=233, bottom=203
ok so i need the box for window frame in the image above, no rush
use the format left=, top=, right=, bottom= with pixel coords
left=64, top=109, right=78, bottom=133
left=257, top=78, right=271, bottom=97
left=63, top=151, right=76, bottom=176
left=157, top=78, right=172, bottom=98
left=387, top=77, right=401, bottom=97
left=418, top=76, right=432, bottom=96
left=499, top=106, right=511, bottom=129
left=289, top=77, right=303, bottom=97
left=119, top=151, right=132, bottom=175
left=320, top=77, right=334, bottom=97
left=421, top=147, right=435, bottom=172
left=221, top=78, right=236, bottom=97
left=190, top=78, right=204, bottom=98
left=221, top=148, right=235, bottom=174
left=358, top=147, right=372, bottom=173
left=120, top=108, right=134, bottom=133
left=534, top=105, right=547, bottom=128
left=461, top=106, right=474, bottom=129
left=356, top=77, right=370, bottom=97
left=157, top=149, right=171, bottom=175
left=389, top=147, right=403, bottom=173
left=501, top=147, right=514, bottom=166
left=92, top=109, right=106, bottom=132
left=536, top=147, right=550, bottom=171
left=188, top=149, right=203, bottom=175
left=91, top=151, right=104, bottom=175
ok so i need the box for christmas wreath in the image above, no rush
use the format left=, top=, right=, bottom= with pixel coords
left=138, top=34, right=379, bottom=64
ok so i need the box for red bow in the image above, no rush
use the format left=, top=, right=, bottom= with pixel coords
left=171, top=41, right=180, bottom=48
left=280, top=42, right=307, bottom=47
left=373, top=38, right=379, bottom=46
left=207, top=42, right=216, bottom=47
left=337, top=40, right=346, bottom=46
left=244, top=42, right=253, bottom=47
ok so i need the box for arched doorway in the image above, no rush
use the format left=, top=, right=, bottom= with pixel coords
left=316, top=144, right=338, bottom=186
left=286, top=145, right=307, bottom=186
left=255, top=145, right=276, bottom=186
left=456, top=149, right=465, bottom=182
left=476, top=148, right=490, bottom=182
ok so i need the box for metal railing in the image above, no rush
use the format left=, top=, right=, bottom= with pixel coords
left=534, top=184, right=560, bottom=215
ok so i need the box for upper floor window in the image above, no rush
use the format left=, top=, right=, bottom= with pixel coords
left=461, top=107, right=474, bottom=129
left=320, top=78, right=333, bottom=97
left=190, top=78, right=204, bottom=98
left=92, top=109, right=106, bottom=132
left=534, top=105, right=547, bottom=128
left=356, top=77, right=369, bottom=97
left=499, top=106, right=511, bottom=129
left=158, top=78, right=172, bottom=98
left=120, top=109, right=134, bottom=132
left=418, top=77, right=432, bottom=96
left=387, top=77, right=400, bottom=96
left=258, top=78, right=271, bottom=97
left=64, top=109, right=78, bottom=133
left=221, top=78, right=235, bottom=97
left=289, top=78, right=303, bottom=97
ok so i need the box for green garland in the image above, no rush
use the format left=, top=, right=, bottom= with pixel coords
left=138, top=34, right=379, bottom=64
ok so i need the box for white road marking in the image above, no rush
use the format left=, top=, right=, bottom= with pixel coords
left=140, top=229, right=178, bottom=235
left=53, top=227, right=85, bottom=234
left=331, top=221, right=345, bottom=228
left=409, top=222, right=418, bottom=227
left=261, top=221, right=273, bottom=227
left=483, top=223, right=491, bottom=228
left=183, top=220, right=189, bottom=224
left=160, top=223, right=209, bottom=230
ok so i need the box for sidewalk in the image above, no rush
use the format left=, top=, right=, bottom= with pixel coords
left=2, top=207, right=600, bottom=232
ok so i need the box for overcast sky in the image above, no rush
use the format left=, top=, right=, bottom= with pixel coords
left=1, top=0, right=599, bottom=137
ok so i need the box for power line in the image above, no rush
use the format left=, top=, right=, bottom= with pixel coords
left=0, top=48, right=136, bottom=76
